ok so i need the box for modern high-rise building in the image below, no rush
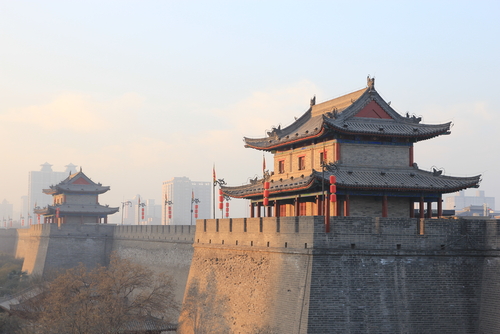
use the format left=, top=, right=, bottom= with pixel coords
left=162, top=177, right=211, bottom=225
left=444, top=190, right=495, bottom=211
left=0, top=199, right=13, bottom=222
left=28, top=163, right=77, bottom=214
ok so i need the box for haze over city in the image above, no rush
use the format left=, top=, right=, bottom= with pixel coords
left=1, top=1, right=499, bottom=221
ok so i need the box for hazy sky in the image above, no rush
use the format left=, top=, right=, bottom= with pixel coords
left=1, top=1, right=499, bottom=221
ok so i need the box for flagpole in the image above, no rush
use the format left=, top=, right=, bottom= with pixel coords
left=213, top=164, right=216, bottom=219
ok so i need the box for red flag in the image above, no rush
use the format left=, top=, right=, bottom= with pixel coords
left=192, top=190, right=194, bottom=200
left=263, top=154, right=266, bottom=174
left=323, top=146, right=327, bottom=163
left=213, top=164, right=216, bottom=183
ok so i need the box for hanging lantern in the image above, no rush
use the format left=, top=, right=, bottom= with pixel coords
left=141, top=207, right=145, bottom=220
left=329, top=175, right=337, bottom=202
left=168, top=206, right=172, bottom=219
left=219, top=189, right=224, bottom=210
left=37, top=214, right=40, bottom=224
left=56, top=208, right=60, bottom=219
left=263, top=181, right=270, bottom=207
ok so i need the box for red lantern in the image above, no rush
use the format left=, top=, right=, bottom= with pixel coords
left=329, top=175, right=336, bottom=184
left=263, top=198, right=269, bottom=206
left=330, top=185, right=336, bottom=194
left=264, top=190, right=270, bottom=198
left=141, top=207, right=145, bottom=220
left=330, top=194, right=337, bottom=202
left=219, top=203, right=224, bottom=210
left=37, top=214, right=40, bottom=224
left=219, top=189, right=223, bottom=195
left=56, top=208, right=60, bottom=219
left=264, top=181, right=270, bottom=190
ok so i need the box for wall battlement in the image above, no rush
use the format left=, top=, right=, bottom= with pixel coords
left=114, top=224, right=194, bottom=243
left=195, top=217, right=500, bottom=252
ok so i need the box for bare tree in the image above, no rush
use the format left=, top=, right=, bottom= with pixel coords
left=16, top=254, right=178, bottom=334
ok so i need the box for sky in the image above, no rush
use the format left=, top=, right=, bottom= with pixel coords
left=1, top=1, right=499, bottom=222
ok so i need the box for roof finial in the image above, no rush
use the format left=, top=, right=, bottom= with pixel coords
left=367, top=76, right=375, bottom=91
left=310, top=95, right=316, bottom=107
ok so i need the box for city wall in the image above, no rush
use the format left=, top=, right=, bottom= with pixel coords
left=178, top=216, right=500, bottom=334
left=112, top=224, right=195, bottom=307
left=2, top=217, right=500, bottom=333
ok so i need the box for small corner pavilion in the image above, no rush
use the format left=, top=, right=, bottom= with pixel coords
left=34, top=168, right=119, bottom=225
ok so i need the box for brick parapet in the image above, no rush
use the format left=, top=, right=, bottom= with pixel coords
left=195, top=217, right=500, bottom=253
left=113, top=224, right=195, bottom=243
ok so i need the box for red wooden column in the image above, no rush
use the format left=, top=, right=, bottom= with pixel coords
left=294, top=197, right=300, bottom=216
left=437, top=196, right=443, bottom=218
left=409, top=146, right=414, bottom=166
left=250, top=203, right=255, bottom=218
left=409, top=200, right=415, bottom=218
left=316, top=196, right=322, bottom=216
left=336, top=199, right=342, bottom=216
left=419, top=197, right=425, bottom=219
left=256, top=203, right=262, bottom=218
left=267, top=206, right=272, bottom=218
left=382, top=195, right=388, bottom=218
left=426, top=201, right=432, bottom=218
left=344, top=194, right=350, bottom=217
left=274, top=200, right=279, bottom=218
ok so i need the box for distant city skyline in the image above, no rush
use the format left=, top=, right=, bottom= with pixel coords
left=1, top=2, right=499, bottom=218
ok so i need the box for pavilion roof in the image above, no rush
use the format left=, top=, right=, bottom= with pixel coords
left=221, top=165, right=481, bottom=199
left=43, top=170, right=110, bottom=195
left=243, top=78, right=451, bottom=151
left=34, top=204, right=119, bottom=216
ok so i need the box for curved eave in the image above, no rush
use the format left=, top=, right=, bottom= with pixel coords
left=222, top=178, right=316, bottom=199
left=244, top=127, right=326, bottom=151
left=54, top=186, right=110, bottom=194
left=334, top=182, right=479, bottom=194
left=325, top=122, right=452, bottom=141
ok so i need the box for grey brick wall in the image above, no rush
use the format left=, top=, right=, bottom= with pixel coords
left=341, top=143, right=410, bottom=167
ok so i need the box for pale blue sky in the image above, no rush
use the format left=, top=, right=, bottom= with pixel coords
left=1, top=1, right=499, bottom=220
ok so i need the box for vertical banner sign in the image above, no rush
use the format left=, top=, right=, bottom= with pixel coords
left=195, top=204, right=198, bottom=219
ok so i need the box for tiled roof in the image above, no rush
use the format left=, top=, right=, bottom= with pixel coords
left=222, top=166, right=480, bottom=199
left=243, top=82, right=451, bottom=150
left=317, top=165, right=481, bottom=193
left=222, top=174, right=316, bottom=199
left=43, top=170, right=110, bottom=195
left=34, top=204, right=119, bottom=215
